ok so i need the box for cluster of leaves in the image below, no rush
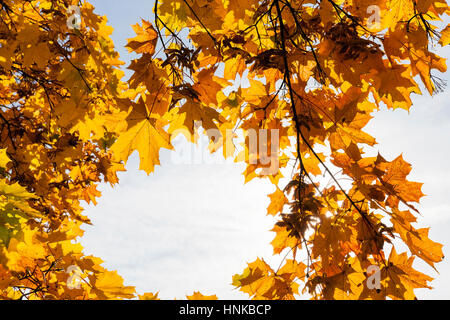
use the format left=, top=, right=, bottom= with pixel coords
left=0, top=0, right=219, bottom=300
left=132, top=0, right=446, bottom=300
left=0, top=0, right=448, bottom=300
left=0, top=0, right=138, bottom=299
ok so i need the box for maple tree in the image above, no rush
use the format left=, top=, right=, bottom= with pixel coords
left=0, top=0, right=448, bottom=300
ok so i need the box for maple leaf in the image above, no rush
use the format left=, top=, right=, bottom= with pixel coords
left=391, top=210, right=444, bottom=269
left=377, top=155, right=425, bottom=204
left=266, top=187, right=288, bottom=216
left=270, top=225, right=299, bottom=255
left=169, top=98, right=222, bottom=141
left=192, top=66, right=229, bottom=107
left=440, top=24, right=450, bottom=46
left=315, top=260, right=366, bottom=300
left=232, top=258, right=274, bottom=298
left=233, top=258, right=305, bottom=300
left=91, top=270, right=136, bottom=299
left=111, top=98, right=173, bottom=174
left=126, top=20, right=158, bottom=55
left=186, top=292, right=218, bottom=300
left=139, top=292, right=160, bottom=300
left=382, top=248, right=434, bottom=299
left=375, top=65, right=421, bottom=110
left=386, top=0, right=415, bottom=28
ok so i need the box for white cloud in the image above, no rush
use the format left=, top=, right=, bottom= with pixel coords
left=81, top=151, right=278, bottom=299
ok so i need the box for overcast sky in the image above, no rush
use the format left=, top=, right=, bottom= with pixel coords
left=80, top=0, right=450, bottom=299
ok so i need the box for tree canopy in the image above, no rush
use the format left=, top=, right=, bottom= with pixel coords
left=0, top=0, right=448, bottom=300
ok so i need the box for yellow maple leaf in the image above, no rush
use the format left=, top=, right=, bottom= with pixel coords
left=126, top=19, right=158, bottom=55
left=267, top=187, right=288, bottom=216
left=91, top=270, right=135, bottom=299
left=440, top=24, right=450, bottom=46
left=186, top=291, right=218, bottom=300
left=111, top=98, right=173, bottom=174
left=139, top=292, right=160, bottom=300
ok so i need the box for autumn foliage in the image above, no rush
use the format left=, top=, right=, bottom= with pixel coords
left=0, top=0, right=448, bottom=300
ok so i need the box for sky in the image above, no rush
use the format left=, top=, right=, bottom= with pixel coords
left=79, top=0, right=450, bottom=299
